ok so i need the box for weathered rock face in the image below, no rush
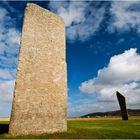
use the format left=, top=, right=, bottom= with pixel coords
left=9, top=3, right=67, bottom=135
left=116, top=91, right=128, bottom=120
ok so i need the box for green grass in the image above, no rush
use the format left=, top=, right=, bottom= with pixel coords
left=0, top=117, right=140, bottom=139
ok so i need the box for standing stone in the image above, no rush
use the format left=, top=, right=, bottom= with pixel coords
left=116, top=91, right=128, bottom=120
left=9, top=3, right=67, bottom=135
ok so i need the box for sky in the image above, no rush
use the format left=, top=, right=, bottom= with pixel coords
left=0, top=1, right=140, bottom=118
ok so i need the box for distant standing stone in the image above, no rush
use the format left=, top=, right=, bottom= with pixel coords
left=9, top=3, right=67, bottom=135
left=116, top=91, right=128, bottom=120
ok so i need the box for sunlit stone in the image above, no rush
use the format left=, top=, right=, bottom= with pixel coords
left=9, top=3, right=67, bottom=135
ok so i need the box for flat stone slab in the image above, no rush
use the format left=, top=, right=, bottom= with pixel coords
left=9, top=3, right=67, bottom=135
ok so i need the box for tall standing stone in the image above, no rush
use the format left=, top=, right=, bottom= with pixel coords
left=116, top=91, right=128, bottom=120
left=9, top=3, right=67, bottom=135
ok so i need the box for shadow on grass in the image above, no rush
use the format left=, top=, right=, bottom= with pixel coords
left=0, top=123, right=9, bottom=134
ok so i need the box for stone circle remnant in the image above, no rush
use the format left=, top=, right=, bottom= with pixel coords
left=116, top=91, right=128, bottom=120
left=9, top=3, right=67, bottom=135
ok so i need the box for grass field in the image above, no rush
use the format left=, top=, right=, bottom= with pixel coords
left=0, top=116, right=140, bottom=139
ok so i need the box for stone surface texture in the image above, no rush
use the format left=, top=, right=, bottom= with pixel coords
left=9, top=3, right=67, bottom=135
left=116, top=91, right=128, bottom=120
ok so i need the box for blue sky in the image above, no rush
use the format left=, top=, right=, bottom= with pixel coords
left=0, top=1, right=140, bottom=117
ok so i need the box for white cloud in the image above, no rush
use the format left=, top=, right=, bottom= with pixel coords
left=79, top=48, right=140, bottom=107
left=7, top=28, right=20, bottom=45
left=0, top=80, right=15, bottom=117
left=0, top=80, right=15, bottom=103
left=0, top=55, right=17, bottom=69
left=0, top=7, right=20, bottom=55
left=49, top=1, right=86, bottom=27
left=58, top=2, right=86, bottom=27
left=0, top=6, right=20, bottom=77
left=49, top=1, right=105, bottom=41
left=0, top=6, right=8, bottom=21
left=0, top=68, right=15, bottom=80
left=108, top=1, right=140, bottom=33
left=49, top=1, right=140, bottom=40
left=0, top=6, right=20, bottom=117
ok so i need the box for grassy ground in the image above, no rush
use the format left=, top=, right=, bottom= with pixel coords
left=0, top=116, right=140, bottom=139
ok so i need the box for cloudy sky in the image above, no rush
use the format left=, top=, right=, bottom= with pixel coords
left=0, top=1, right=140, bottom=117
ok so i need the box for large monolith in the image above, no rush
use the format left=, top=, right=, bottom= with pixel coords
left=116, top=91, right=128, bottom=120
left=9, top=3, right=67, bottom=135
